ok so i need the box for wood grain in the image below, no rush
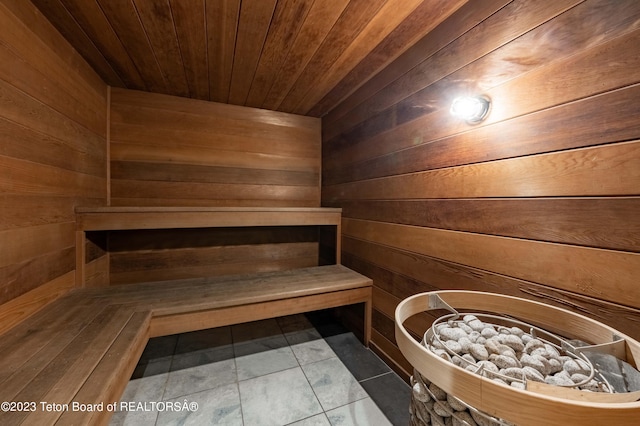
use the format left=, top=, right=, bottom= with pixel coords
left=341, top=239, right=640, bottom=341
left=343, top=218, right=640, bottom=308
left=111, top=161, right=319, bottom=187
left=317, top=0, right=640, bottom=386
left=324, top=141, right=640, bottom=201
left=320, top=0, right=511, bottom=132
left=338, top=198, right=640, bottom=252
left=94, top=0, right=166, bottom=93
left=324, top=83, right=640, bottom=185
left=322, top=0, right=581, bottom=143
left=23, top=0, right=123, bottom=86
left=110, top=88, right=320, bottom=206
left=228, top=0, right=277, bottom=105
left=0, top=272, right=75, bottom=335
left=110, top=242, right=318, bottom=285
left=133, top=0, right=189, bottom=96
left=170, top=0, right=209, bottom=100
left=323, top=0, right=640, bottom=171
left=245, top=0, right=313, bottom=108
left=292, top=0, right=425, bottom=114
left=57, top=0, right=146, bottom=89
left=75, top=208, right=342, bottom=286
left=277, top=0, right=388, bottom=113
left=261, top=0, right=350, bottom=111
left=1, top=0, right=107, bottom=311
left=206, top=0, right=240, bottom=103
left=29, top=0, right=471, bottom=116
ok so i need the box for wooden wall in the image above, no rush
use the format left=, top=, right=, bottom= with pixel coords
left=107, top=88, right=322, bottom=284
left=0, top=0, right=108, bottom=330
left=321, top=0, right=640, bottom=377
left=109, top=87, right=321, bottom=207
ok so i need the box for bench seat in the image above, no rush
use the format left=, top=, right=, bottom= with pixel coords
left=0, top=264, right=372, bottom=425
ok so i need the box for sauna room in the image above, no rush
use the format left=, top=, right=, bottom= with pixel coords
left=1, top=0, right=639, bottom=425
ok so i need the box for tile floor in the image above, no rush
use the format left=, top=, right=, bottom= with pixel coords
left=109, top=310, right=410, bottom=426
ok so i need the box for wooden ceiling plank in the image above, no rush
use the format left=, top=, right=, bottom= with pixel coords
left=27, top=0, right=124, bottom=87
left=261, top=0, right=350, bottom=111
left=170, top=0, right=209, bottom=100
left=321, top=0, right=510, bottom=137
left=308, top=0, right=470, bottom=118
left=95, top=0, right=167, bottom=93
left=228, top=0, right=278, bottom=105
left=244, top=0, right=314, bottom=109
left=276, top=0, right=388, bottom=113
left=292, top=0, right=426, bottom=115
left=59, top=0, right=146, bottom=89
left=206, top=0, right=241, bottom=103
left=133, top=0, right=190, bottom=97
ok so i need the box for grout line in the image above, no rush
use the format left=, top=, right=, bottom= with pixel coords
left=359, top=371, right=392, bottom=384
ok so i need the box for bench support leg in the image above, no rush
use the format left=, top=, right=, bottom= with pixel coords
left=364, top=294, right=372, bottom=347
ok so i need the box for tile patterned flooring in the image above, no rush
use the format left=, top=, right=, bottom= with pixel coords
left=109, top=311, right=410, bottom=426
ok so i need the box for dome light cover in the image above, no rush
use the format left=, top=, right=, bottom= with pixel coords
left=450, top=95, right=491, bottom=123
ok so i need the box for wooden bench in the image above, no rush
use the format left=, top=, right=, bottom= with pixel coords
left=0, top=208, right=372, bottom=425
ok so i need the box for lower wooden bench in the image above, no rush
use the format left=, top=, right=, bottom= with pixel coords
left=0, top=265, right=372, bottom=425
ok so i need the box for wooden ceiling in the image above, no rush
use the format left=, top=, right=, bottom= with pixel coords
left=31, top=0, right=467, bottom=117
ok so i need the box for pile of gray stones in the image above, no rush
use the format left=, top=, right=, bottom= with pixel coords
left=409, top=314, right=610, bottom=426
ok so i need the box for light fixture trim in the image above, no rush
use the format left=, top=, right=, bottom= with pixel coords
left=450, top=95, right=491, bottom=123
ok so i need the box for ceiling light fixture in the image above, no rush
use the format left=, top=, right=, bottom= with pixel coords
left=450, top=95, right=491, bottom=123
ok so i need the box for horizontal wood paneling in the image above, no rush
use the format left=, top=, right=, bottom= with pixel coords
left=109, top=87, right=321, bottom=284
left=323, top=0, right=640, bottom=173
left=324, top=82, right=640, bottom=186
left=339, top=198, right=640, bottom=252
left=343, top=218, right=640, bottom=309
left=108, top=227, right=320, bottom=285
left=110, top=88, right=321, bottom=207
left=342, top=243, right=640, bottom=341
left=0, top=1, right=107, bottom=314
left=325, top=141, right=640, bottom=201
left=110, top=247, right=318, bottom=285
left=322, top=0, right=640, bottom=378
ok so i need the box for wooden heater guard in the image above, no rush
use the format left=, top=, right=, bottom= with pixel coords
left=395, top=291, right=640, bottom=426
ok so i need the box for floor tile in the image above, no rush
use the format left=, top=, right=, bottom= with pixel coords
left=109, top=408, right=159, bottom=426
left=325, top=333, right=390, bottom=381
left=131, top=357, right=172, bottom=379
left=174, top=327, right=232, bottom=355
left=138, top=335, right=178, bottom=363
left=132, top=335, right=177, bottom=379
left=232, top=318, right=283, bottom=343
left=276, top=313, right=315, bottom=334
left=232, top=318, right=289, bottom=358
left=111, top=374, right=168, bottom=425
left=163, top=359, right=236, bottom=400
left=286, top=413, right=332, bottom=426
left=360, top=373, right=410, bottom=426
left=302, top=357, right=368, bottom=411
left=325, top=397, right=392, bottom=426
left=120, top=373, right=169, bottom=406
left=119, top=313, right=410, bottom=426
left=291, top=339, right=336, bottom=366
left=235, top=346, right=299, bottom=380
left=171, top=346, right=234, bottom=372
left=156, top=383, right=242, bottom=426
left=239, top=367, right=323, bottom=426
left=170, top=327, right=235, bottom=372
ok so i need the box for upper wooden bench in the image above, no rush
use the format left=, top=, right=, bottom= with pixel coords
left=75, top=206, right=345, bottom=285
left=1, top=207, right=372, bottom=425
